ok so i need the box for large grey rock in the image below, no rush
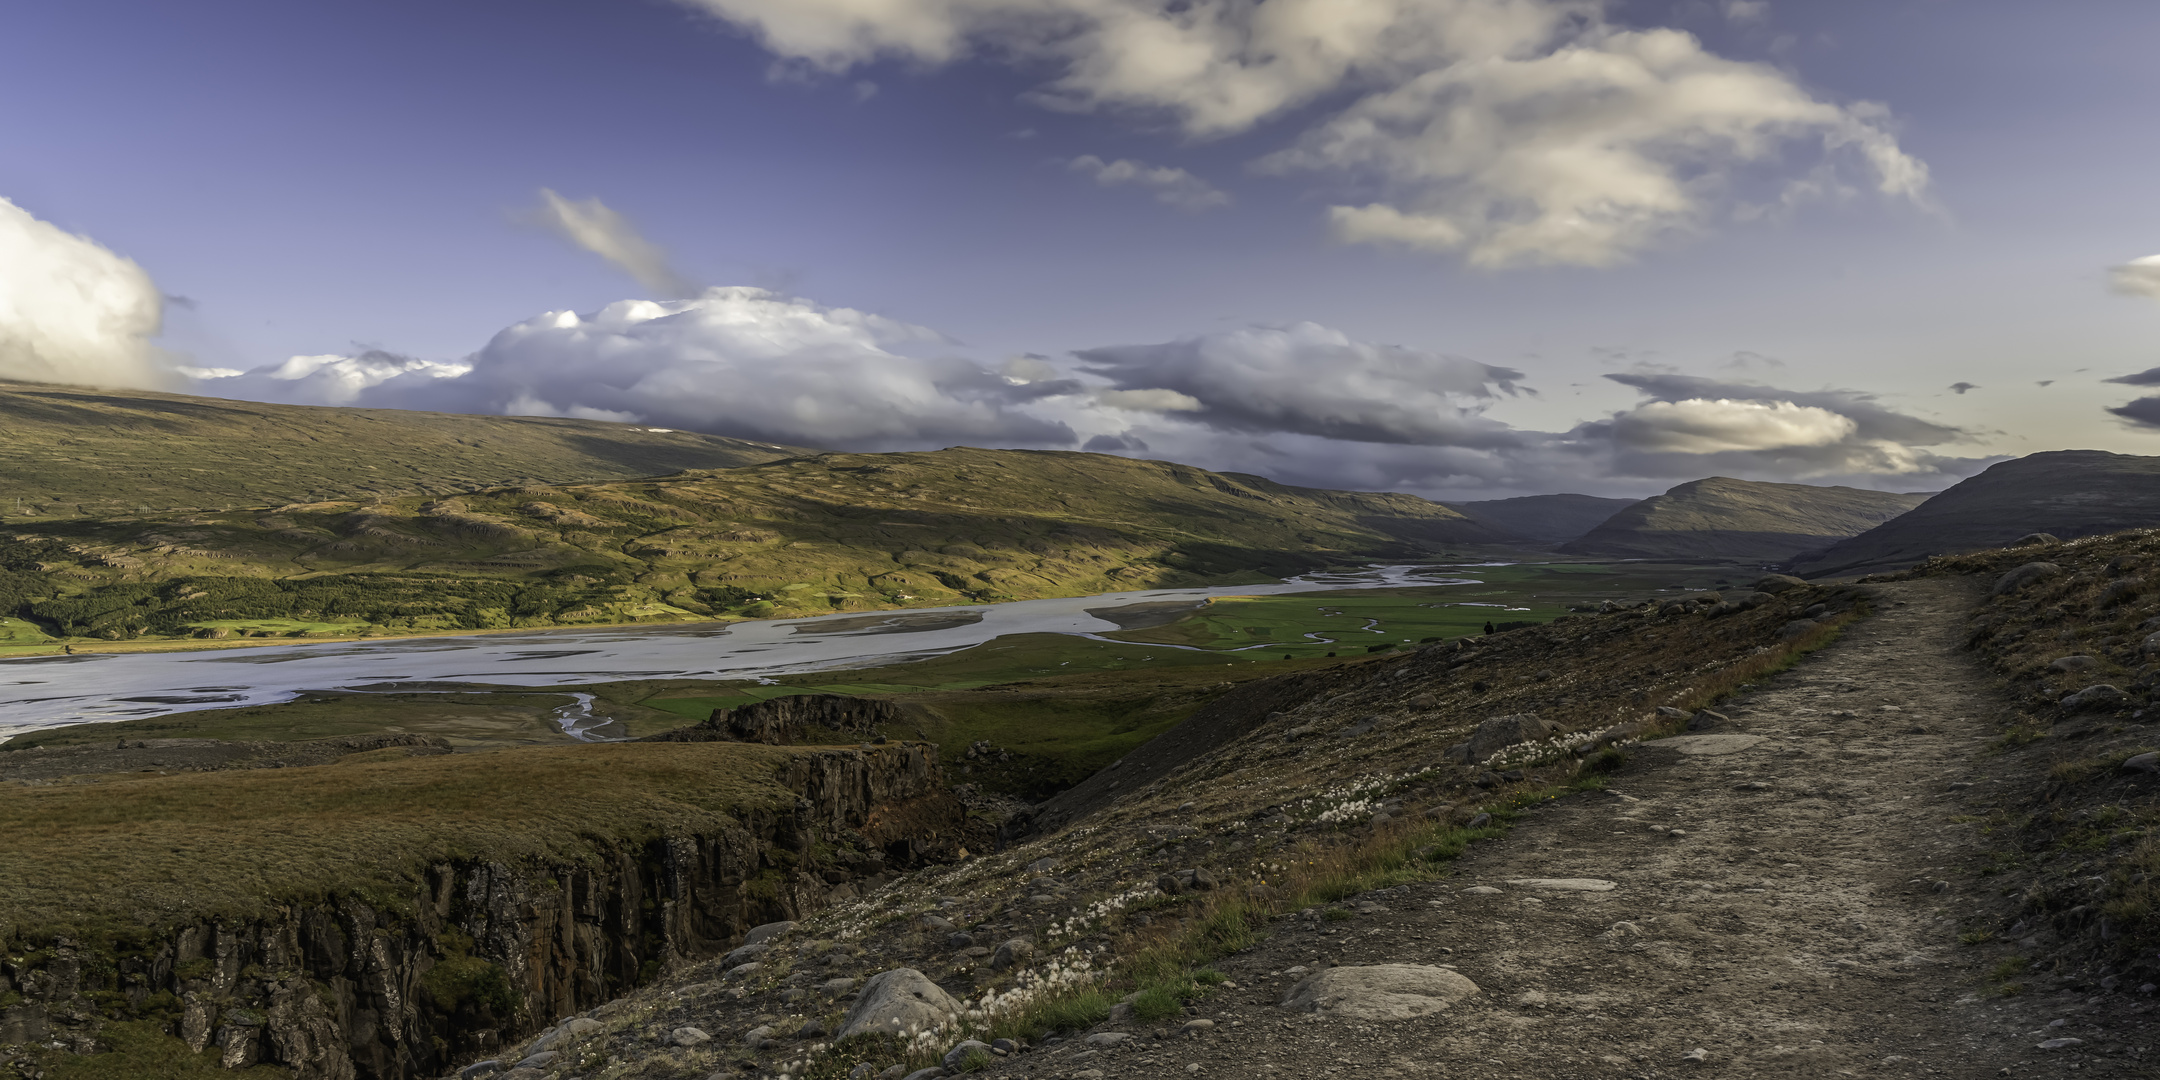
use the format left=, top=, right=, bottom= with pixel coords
left=1754, top=574, right=1807, bottom=593
left=721, top=941, right=771, bottom=968
left=1442, top=714, right=1560, bottom=765
left=1993, top=562, right=2063, bottom=596
left=2063, top=685, right=2128, bottom=711
left=1650, top=734, right=1764, bottom=756
left=2124, top=752, right=2160, bottom=774
left=1084, top=1032, right=1133, bottom=1047
left=670, top=1026, right=711, bottom=1047
left=835, top=969, right=961, bottom=1040
left=1279, top=964, right=1480, bottom=1020
left=742, top=920, right=796, bottom=947
left=530, top=1017, right=602, bottom=1053
left=2013, top=532, right=2062, bottom=547
left=2050, top=655, right=2101, bottom=673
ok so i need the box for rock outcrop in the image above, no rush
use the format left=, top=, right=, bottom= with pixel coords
left=641, top=693, right=910, bottom=745
left=0, top=744, right=964, bottom=1080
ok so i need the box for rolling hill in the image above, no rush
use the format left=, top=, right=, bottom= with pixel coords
left=1446, top=493, right=1640, bottom=545
left=0, top=447, right=1511, bottom=643
left=1790, top=450, right=2160, bottom=578
left=0, top=379, right=810, bottom=514
left=1557, top=476, right=1932, bottom=564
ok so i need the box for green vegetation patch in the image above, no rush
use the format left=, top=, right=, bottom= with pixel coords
left=0, top=741, right=809, bottom=940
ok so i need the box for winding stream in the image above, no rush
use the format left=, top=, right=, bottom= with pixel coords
left=0, top=564, right=1483, bottom=740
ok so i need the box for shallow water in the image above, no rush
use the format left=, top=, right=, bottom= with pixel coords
left=0, top=564, right=1480, bottom=740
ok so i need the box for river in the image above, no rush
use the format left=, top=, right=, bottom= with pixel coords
left=0, top=564, right=1486, bottom=740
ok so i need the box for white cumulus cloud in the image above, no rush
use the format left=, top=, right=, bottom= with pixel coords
left=222, top=287, right=1075, bottom=451
left=530, top=189, right=700, bottom=298
left=1068, top=156, right=1230, bottom=211
left=2112, top=254, right=2160, bottom=301
left=1610, top=398, right=1855, bottom=453
left=0, top=197, right=171, bottom=389
left=672, top=0, right=1928, bottom=267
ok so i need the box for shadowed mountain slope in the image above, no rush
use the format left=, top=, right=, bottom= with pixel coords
left=1791, top=449, right=2160, bottom=578
left=1557, top=476, right=1931, bottom=564
left=1445, top=493, right=1640, bottom=545
left=0, top=379, right=811, bottom=513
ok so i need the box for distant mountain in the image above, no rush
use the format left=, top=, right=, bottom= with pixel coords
left=1446, top=493, right=1640, bottom=545
left=1791, top=450, right=2160, bottom=578
left=1558, top=477, right=1932, bottom=564
left=0, top=380, right=811, bottom=514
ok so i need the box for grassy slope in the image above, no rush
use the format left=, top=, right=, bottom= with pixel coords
left=0, top=741, right=811, bottom=940
left=1559, top=476, right=1932, bottom=563
left=0, top=447, right=1509, bottom=645
left=0, top=379, right=808, bottom=515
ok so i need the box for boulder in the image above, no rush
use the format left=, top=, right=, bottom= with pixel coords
left=2049, top=655, right=2101, bottom=673
left=2123, top=752, right=2160, bottom=774
left=742, top=921, right=796, bottom=947
left=1754, top=574, right=1808, bottom=593
left=670, top=1027, right=711, bottom=1047
left=989, top=939, right=1035, bottom=972
left=530, top=1017, right=603, bottom=1053
left=1993, top=562, right=2064, bottom=596
left=1279, top=964, right=1481, bottom=1020
left=2013, top=532, right=2062, bottom=547
left=1777, top=619, right=1820, bottom=640
left=834, top=968, right=961, bottom=1041
left=720, top=942, right=770, bottom=968
left=1442, top=714, right=1560, bottom=765
left=2063, top=685, right=2128, bottom=711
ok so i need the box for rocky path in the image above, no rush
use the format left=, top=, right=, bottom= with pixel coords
left=997, top=578, right=2160, bottom=1079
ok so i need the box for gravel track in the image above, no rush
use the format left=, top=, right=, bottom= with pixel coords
left=1003, top=577, right=2160, bottom=1079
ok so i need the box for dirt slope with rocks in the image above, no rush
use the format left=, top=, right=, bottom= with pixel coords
left=394, top=571, right=2160, bottom=1080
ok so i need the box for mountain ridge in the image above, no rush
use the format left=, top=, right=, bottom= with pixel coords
left=1558, top=475, right=1932, bottom=564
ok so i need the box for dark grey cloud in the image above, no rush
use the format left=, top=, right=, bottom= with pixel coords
left=2106, top=396, right=2160, bottom=429
left=1949, top=382, right=1977, bottom=394
left=2104, top=367, right=2160, bottom=387
left=1076, top=322, right=1526, bottom=448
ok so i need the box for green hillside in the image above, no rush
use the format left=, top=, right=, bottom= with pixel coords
left=0, top=447, right=1509, bottom=646
left=0, top=379, right=809, bottom=514
left=1557, top=476, right=1931, bottom=564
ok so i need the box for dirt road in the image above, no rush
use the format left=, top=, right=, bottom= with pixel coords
left=1007, top=578, right=2160, bottom=1079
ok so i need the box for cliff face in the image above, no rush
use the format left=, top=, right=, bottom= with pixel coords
left=0, top=744, right=964, bottom=1079
left=641, top=693, right=912, bottom=745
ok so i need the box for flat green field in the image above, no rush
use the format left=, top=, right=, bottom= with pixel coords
left=1106, top=561, right=1736, bottom=654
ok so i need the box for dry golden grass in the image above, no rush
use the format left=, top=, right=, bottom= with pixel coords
left=0, top=742, right=813, bottom=942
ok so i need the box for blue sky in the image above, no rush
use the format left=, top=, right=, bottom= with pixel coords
left=4, top=0, right=2159, bottom=499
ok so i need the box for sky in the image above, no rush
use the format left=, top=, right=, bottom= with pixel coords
left=4, top=0, right=2160, bottom=500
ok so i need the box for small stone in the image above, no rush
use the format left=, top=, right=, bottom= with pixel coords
left=943, top=1040, right=993, bottom=1069
left=2050, top=655, right=2101, bottom=673
left=1180, top=1019, right=1216, bottom=1034
left=991, top=938, right=1036, bottom=971
left=918, top=914, right=956, bottom=933
left=1279, top=964, right=1479, bottom=1020
left=991, top=1037, right=1019, bottom=1053
left=1187, top=1065, right=1204, bottom=1075
left=1465, top=812, right=1492, bottom=828
left=849, top=1064, right=878, bottom=1080
left=1108, top=1002, right=1134, bottom=1023
left=1667, top=829, right=1687, bottom=838
left=1505, top=878, right=1616, bottom=892
left=670, top=1026, right=711, bottom=1047
left=721, top=941, right=772, bottom=968
left=1462, top=885, right=1503, bottom=896
left=743, top=1024, right=775, bottom=1048
left=1681, top=1048, right=1709, bottom=1063
left=458, top=1062, right=504, bottom=1080
left=901, top=1068, right=948, bottom=1080
left=513, top=1051, right=560, bottom=1070
left=820, top=977, right=860, bottom=995
left=798, top=1018, right=828, bottom=1039
left=1085, top=1032, right=1133, bottom=1047
left=947, top=932, right=975, bottom=949
left=2036, top=1037, right=2085, bottom=1049
left=1156, top=873, right=1183, bottom=895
